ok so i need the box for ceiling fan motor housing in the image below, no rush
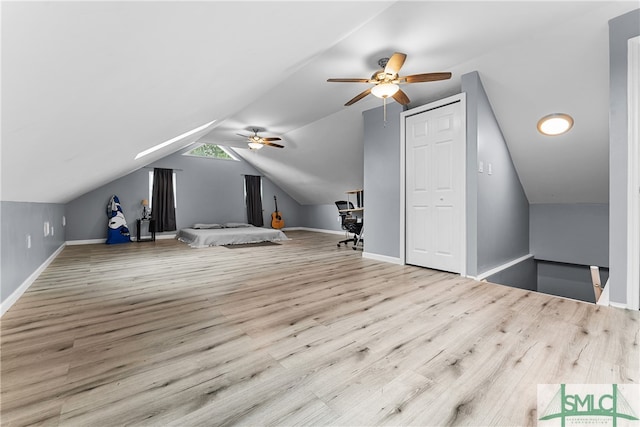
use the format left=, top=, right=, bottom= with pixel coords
left=377, top=57, right=390, bottom=69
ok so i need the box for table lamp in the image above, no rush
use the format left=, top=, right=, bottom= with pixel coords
left=141, top=199, right=150, bottom=219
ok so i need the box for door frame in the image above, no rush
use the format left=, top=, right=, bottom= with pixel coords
left=627, top=36, right=640, bottom=310
left=400, top=93, right=467, bottom=275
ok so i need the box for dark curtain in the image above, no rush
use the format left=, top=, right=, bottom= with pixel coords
left=152, top=168, right=177, bottom=232
left=244, top=175, right=264, bottom=227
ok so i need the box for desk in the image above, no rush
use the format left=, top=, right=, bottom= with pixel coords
left=345, top=190, right=364, bottom=249
left=338, top=207, right=364, bottom=214
left=345, top=189, right=363, bottom=208
left=136, top=218, right=156, bottom=242
left=338, top=204, right=364, bottom=249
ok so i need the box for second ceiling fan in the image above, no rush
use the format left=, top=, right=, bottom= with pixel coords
left=328, top=52, right=451, bottom=106
left=235, top=129, right=284, bottom=150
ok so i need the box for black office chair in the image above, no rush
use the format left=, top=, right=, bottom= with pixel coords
left=335, top=201, right=363, bottom=250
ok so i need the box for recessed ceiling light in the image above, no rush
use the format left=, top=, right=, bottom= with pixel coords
left=537, top=113, right=574, bottom=136
left=135, top=120, right=216, bottom=160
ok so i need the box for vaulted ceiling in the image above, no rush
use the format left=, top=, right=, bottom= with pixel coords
left=2, top=1, right=637, bottom=206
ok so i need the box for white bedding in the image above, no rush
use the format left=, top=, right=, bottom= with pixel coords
left=177, top=225, right=288, bottom=248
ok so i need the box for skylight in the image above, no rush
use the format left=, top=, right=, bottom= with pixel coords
left=135, top=120, right=216, bottom=160
left=183, top=143, right=238, bottom=161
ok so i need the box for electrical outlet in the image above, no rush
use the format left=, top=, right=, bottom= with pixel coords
left=26, top=234, right=31, bottom=249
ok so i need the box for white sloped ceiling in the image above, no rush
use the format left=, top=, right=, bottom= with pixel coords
left=2, top=1, right=637, bottom=205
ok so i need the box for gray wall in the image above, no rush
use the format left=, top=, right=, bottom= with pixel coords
left=65, top=148, right=304, bottom=240
left=1, top=201, right=66, bottom=305
left=300, top=204, right=344, bottom=232
left=609, top=9, right=639, bottom=305
left=537, top=261, right=609, bottom=304
left=486, top=257, right=537, bottom=292
left=462, top=71, right=530, bottom=276
left=464, top=81, right=479, bottom=276
left=362, top=103, right=404, bottom=259
left=530, top=203, right=609, bottom=267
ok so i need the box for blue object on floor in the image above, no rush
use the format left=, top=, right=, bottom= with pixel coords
left=106, top=195, right=131, bottom=244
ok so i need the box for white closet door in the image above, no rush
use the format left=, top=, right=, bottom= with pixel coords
left=405, top=101, right=464, bottom=272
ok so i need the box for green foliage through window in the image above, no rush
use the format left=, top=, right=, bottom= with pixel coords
left=186, top=144, right=237, bottom=160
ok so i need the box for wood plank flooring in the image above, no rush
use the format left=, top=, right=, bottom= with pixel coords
left=1, top=230, right=638, bottom=426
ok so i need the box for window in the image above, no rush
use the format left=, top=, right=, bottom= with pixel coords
left=183, top=143, right=238, bottom=161
left=148, top=171, right=177, bottom=209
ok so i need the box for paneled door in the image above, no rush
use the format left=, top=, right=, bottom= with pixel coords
left=405, top=100, right=464, bottom=272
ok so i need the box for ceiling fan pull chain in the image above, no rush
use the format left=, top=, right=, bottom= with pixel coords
left=383, top=96, right=387, bottom=125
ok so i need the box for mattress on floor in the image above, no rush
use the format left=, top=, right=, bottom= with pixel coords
left=177, top=225, right=288, bottom=248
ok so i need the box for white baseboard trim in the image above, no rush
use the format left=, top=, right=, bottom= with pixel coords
left=283, top=227, right=345, bottom=236
left=362, top=252, right=403, bottom=265
left=609, top=301, right=628, bottom=310
left=155, top=233, right=177, bottom=240
left=471, top=254, right=534, bottom=281
left=66, top=238, right=106, bottom=245
left=1, top=243, right=66, bottom=317
left=68, top=233, right=176, bottom=244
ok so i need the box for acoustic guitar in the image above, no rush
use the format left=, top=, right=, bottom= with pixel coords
left=271, top=195, right=285, bottom=229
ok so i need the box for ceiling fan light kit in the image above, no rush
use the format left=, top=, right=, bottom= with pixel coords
left=248, top=142, right=264, bottom=150
left=371, top=82, right=399, bottom=98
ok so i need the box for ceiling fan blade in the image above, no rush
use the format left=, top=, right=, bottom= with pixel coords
left=401, top=72, right=452, bottom=83
left=263, top=142, right=284, bottom=148
left=392, top=89, right=410, bottom=105
left=236, top=133, right=251, bottom=138
left=261, top=137, right=281, bottom=141
left=327, top=78, right=371, bottom=83
left=345, top=88, right=372, bottom=106
left=384, top=52, right=407, bottom=75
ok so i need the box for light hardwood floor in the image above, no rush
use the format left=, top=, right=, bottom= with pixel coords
left=1, top=230, right=638, bottom=426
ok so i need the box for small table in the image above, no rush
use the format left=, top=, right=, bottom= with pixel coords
left=136, top=218, right=156, bottom=242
